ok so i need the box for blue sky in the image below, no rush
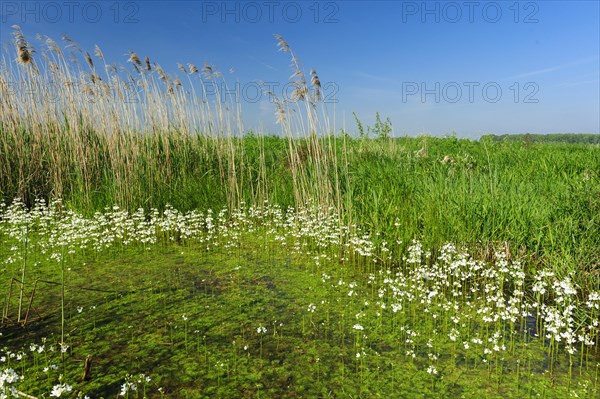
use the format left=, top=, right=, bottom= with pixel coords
left=1, top=0, right=599, bottom=137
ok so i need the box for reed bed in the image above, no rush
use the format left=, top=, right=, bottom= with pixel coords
left=1, top=27, right=339, bottom=215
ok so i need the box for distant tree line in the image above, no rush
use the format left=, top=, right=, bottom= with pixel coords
left=481, top=133, right=600, bottom=144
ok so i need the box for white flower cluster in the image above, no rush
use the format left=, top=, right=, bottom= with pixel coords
left=50, top=383, right=73, bottom=397
left=0, top=368, right=21, bottom=399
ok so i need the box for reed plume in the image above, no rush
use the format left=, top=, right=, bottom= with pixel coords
left=128, top=51, right=142, bottom=67
left=94, top=45, right=104, bottom=61
left=12, top=25, right=33, bottom=65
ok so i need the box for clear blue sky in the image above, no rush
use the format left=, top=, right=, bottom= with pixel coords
left=2, top=0, right=599, bottom=137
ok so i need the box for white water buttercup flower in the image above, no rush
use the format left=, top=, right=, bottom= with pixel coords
left=50, top=383, right=73, bottom=397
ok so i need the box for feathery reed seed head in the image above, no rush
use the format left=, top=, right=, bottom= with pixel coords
left=17, top=45, right=32, bottom=64
left=62, top=33, right=81, bottom=52
left=94, top=45, right=104, bottom=61
left=202, top=62, right=213, bottom=77
left=128, top=51, right=142, bottom=66
left=155, top=65, right=167, bottom=81
left=274, top=34, right=290, bottom=52
left=12, top=25, right=32, bottom=65
left=85, top=51, right=94, bottom=68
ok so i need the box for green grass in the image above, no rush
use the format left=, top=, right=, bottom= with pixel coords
left=482, top=133, right=600, bottom=144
